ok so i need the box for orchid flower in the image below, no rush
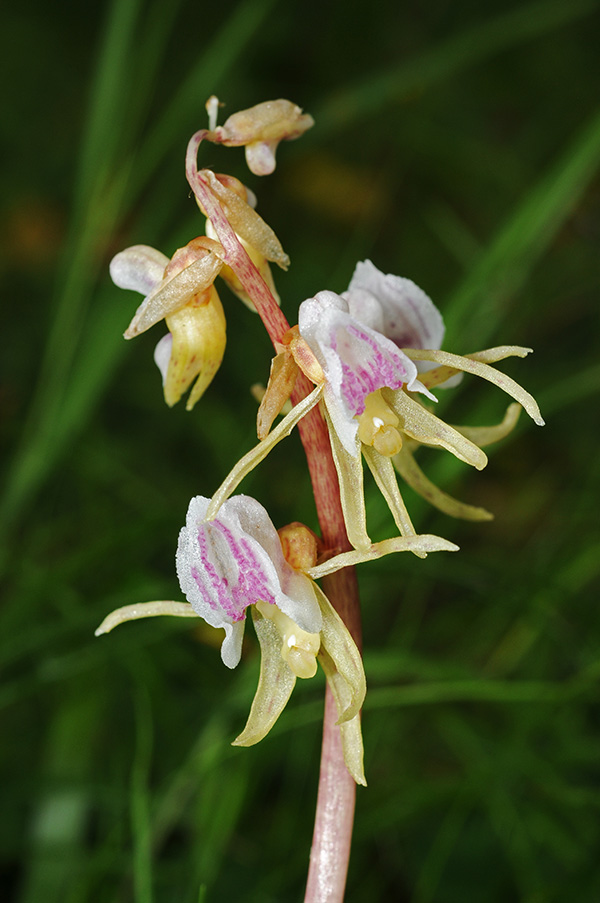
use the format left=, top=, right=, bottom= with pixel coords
left=96, top=494, right=458, bottom=785
left=110, top=237, right=226, bottom=410
left=297, top=262, right=543, bottom=548
left=206, top=261, right=543, bottom=552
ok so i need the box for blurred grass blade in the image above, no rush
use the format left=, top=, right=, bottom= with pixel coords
left=131, top=682, right=154, bottom=903
left=445, top=106, right=600, bottom=345
left=74, top=0, right=144, bottom=207
left=315, top=0, right=599, bottom=135
left=0, top=0, right=279, bottom=541
left=366, top=677, right=582, bottom=708
left=131, top=0, right=279, bottom=194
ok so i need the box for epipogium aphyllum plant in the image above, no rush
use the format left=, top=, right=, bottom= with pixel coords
left=96, top=97, right=544, bottom=902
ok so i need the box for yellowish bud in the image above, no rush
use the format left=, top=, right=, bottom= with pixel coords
left=278, top=522, right=319, bottom=571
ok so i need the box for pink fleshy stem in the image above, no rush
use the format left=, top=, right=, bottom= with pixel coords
left=186, top=132, right=290, bottom=343
left=186, top=133, right=362, bottom=902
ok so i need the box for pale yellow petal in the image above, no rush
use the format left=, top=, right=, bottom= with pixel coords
left=124, top=252, right=223, bottom=338
left=95, top=601, right=198, bottom=636
left=338, top=715, right=367, bottom=787
left=206, top=385, right=323, bottom=520
left=203, top=170, right=290, bottom=269
left=217, top=100, right=314, bottom=146
left=162, top=286, right=226, bottom=410
left=386, top=388, right=488, bottom=470
left=306, top=534, right=459, bottom=579
left=312, top=582, right=366, bottom=724
left=232, top=608, right=297, bottom=747
left=402, top=348, right=544, bottom=426
left=417, top=346, right=531, bottom=389
left=361, top=445, right=425, bottom=557
left=324, top=409, right=371, bottom=552
left=467, top=345, right=533, bottom=362
left=452, top=402, right=522, bottom=447
left=257, top=352, right=299, bottom=439
left=393, top=445, right=494, bottom=521
left=312, top=582, right=366, bottom=786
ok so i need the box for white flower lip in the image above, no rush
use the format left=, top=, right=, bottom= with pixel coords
left=110, top=245, right=169, bottom=296
left=176, top=495, right=322, bottom=668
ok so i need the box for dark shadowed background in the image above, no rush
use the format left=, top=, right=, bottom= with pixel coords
left=2, top=0, right=600, bottom=900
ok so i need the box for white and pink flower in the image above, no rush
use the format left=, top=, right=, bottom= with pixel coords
left=176, top=494, right=322, bottom=670
left=212, top=261, right=543, bottom=550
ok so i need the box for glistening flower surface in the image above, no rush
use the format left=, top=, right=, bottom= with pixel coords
left=176, top=495, right=322, bottom=669
left=97, top=492, right=458, bottom=784
left=342, top=259, right=445, bottom=352
left=207, top=98, right=314, bottom=176
left=297, top=288, right=435, bottom=458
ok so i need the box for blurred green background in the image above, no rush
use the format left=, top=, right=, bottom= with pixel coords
left=2, top=0, right=600, bottom=900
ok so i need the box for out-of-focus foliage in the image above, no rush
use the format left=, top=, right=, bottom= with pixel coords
left=2, top=0, right=600, bottom=900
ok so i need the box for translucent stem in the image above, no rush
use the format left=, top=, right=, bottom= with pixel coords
left=304, top=686, right=357, bottom=903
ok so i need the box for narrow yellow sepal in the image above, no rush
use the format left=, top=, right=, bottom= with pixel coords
left=257, top=351, right=299, bottom=439
left=232, top=607, right=297, bottom=747
left=312, top=582, right=367, bottom=786
left=95, top=601, right=198, bottom=636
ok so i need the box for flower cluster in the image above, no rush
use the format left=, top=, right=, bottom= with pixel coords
left=99, top=97, right=543, bottom=786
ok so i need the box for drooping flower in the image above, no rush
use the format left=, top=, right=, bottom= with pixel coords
left=297, top=262, right=543, bottom=548
left=95, top=493, right=458, bottom=785
left=205, top=98, right=314, bottom=176
left=183, top=99, right=315, bottom=333
left=110, top=237, right=226, bottom=410
left=206, top=261, right=543, bottom=551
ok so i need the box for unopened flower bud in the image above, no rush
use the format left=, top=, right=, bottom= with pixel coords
left=278, top=522, right=319, bottom=571
left=213, top=99, right=314, bottom=175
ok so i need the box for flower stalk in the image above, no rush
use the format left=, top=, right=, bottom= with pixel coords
left=186, top=128, right=363, bottom=903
